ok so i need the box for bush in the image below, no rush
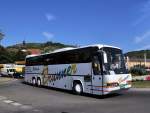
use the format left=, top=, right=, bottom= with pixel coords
left=130, top=65, right=148, bottom=76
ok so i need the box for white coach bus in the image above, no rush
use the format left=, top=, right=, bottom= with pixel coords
left=25, top=44, right=132, bottom=95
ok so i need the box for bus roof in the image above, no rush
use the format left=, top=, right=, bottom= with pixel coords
left=26, top=54, right=39, bottom=58
left=26, top=44, right=121, bottom=58
left=80, top=44, right=121, bottom=50
left=51, top=47, right=76, bottom=53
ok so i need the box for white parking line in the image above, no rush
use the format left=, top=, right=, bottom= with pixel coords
left=0, top=95, right=37, bottom=111
left=11, top=102, right=22, bottom=106
left=3, top=100, right=14, bottom=104
left=33, top=109, right=41, bottom=112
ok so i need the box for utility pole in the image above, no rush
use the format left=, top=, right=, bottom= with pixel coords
left=144, top=52, right=147, bottom=67
left=0, top=32, right=4, bottom=46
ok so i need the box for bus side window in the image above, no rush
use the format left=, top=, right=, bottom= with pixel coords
left=92, top=56, right=101, bottom=75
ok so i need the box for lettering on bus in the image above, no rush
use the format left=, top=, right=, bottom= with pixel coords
left=33, top=67, right=40, bottom=71
left=55, top=64, right=77, bottom=76
left=43, top=64, right=77, bottom=84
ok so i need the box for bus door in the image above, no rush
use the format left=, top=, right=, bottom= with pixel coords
left=84, top=73, right=92, bottom=94
left=92, top=55, right=103, bottom=95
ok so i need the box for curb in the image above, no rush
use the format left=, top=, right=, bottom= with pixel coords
left=131, top=88, right=150, bottom=91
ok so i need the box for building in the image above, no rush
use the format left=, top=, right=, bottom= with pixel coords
left=126, top=57, right=150, bottom=69
left=27, top=49, right=41, bottom=55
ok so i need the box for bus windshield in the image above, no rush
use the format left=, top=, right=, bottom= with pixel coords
left=102, top=47, right=127, bottom=74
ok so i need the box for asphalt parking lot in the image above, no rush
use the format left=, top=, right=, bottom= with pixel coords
left=0, top=79, right=150, bottom=113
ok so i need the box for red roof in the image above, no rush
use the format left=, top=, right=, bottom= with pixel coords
left=27, top=49, right=41, bottom=55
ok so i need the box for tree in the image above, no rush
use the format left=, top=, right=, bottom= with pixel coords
left=129, top=65, right=147, bottom=76
left=0, top=46, right=13, bottom=63
left=14, top=49, right=27, bottom=61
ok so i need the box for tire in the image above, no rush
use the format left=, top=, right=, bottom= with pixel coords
left=37, top=78, right=41, bottom=87
left=73, top=82, right=83, bottom=95
left=32, top=78, right=36, bottom=86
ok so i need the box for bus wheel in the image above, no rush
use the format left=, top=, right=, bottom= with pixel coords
left=37, top=78, right=41, bottom=87
left=32, top=78, right=36, bottom=86
left=73, top=82, right=83, bottom=95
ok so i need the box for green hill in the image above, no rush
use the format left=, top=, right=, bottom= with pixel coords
left=0, top=41, right=75, bottom=64
left=7, top=41, right=74, bottom=52
left=125, top=50, right=150, bottom=59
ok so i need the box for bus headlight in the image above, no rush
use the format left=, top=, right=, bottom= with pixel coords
left=107, top=82, right=119, bottom=87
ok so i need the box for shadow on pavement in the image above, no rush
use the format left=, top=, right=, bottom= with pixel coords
left=22, top=81, right=122, bottom=99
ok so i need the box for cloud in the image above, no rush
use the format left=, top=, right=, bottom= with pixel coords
left=135, top=30, right=150, bottom=44
left=43, top=32, right=54, bottom=40
left=138, top=44, right=150, bottom=50
left=45, top=13, right=55, bottom=21
left=133, top=0, right=150, bottom=26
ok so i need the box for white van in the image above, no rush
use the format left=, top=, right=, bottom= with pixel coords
left=0, top=64, right=15, bottom=77
left=1, top=68, right=15, bottom=76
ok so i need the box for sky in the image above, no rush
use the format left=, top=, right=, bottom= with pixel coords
left=0, top=0, right=150, bottom=52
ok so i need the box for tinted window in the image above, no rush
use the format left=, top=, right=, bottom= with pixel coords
left=26, top=55, right=44, bottom=66
left=26, top=47, right=98, bottom=66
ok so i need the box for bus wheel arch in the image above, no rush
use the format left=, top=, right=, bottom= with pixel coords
left=73, top=80, right=83, bottom=95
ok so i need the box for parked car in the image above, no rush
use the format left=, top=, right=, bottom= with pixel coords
left=13, top=72, right=24, bottom=78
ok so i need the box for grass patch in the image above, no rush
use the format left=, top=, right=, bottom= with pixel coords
left=132, top=81, right=150, bottom=88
